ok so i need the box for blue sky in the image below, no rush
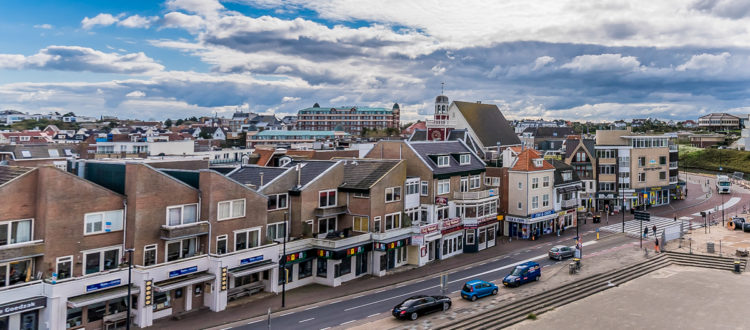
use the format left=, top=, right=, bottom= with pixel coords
left=2, top=0, right=750, bottom=122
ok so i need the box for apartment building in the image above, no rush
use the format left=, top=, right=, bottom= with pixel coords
left=595, top=128, right=680, bottom=211
left=295, top=103, right=400, bottom=134
left=551, top=160, right=582, bottom=232
left=367, top=140, right=498, bottom=264
left=500, top=148, right=556, bottom=240
left=563, top=138, right=597, bottom=211
left=698, top=113, right=740, bottom=131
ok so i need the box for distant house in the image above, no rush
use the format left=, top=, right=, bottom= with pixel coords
left=613, top=120, right=627, bottom=128
left=200, top=127, right=228, bottom=140
left=698, top=113, right=740, bottom=131
left=0, top=110, right=31, bottom=125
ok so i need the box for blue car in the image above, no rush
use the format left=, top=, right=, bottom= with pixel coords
left=461, top=280, right=499, bottom=301
left=502, top=261, right=541, bottom=287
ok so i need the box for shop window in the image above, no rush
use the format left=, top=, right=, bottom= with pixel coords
left=66, top=307, right=82, bottom=328
left=299, top=259, right=313, bottom=279
left=56, top=256, right=72, bottom=280
left=175, top=288, right=183, bottom=299
left=87, top=301, right=106, bottom=323
left=278, top=264, right=293, bottom=285
left=466, top=232, right=475, bottom=245
left=488, top=228, right=495, bottom=241
left=337, top=257, right=352, bottom=277
left=144, top=245, right=157, bottom=266
left=153, top=291, right=171, bottom=311
left=317, top=259, right=327, bottom=278
left=216, top=235, right=227, bottom=255
left=443, top=240, right=448, bottom=255
left=107, top=297, right=129, bottom=315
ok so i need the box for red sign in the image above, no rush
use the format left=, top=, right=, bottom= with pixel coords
left=420, top=223, right=439, bottom=234
left=435, top=197, right=448, bottom=206
left=442, top=218, right=461, bottom=229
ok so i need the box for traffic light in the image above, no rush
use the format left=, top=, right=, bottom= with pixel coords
left=144, top=280, right=153, bottom=306
left=220, top=267, right=228, bottom=291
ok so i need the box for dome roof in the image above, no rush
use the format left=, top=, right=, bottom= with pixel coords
left=435, top=95, right=449, bottom=103
left=392, top=103, right=400, bottom=109
left=312, top=102, right=320, bottom=108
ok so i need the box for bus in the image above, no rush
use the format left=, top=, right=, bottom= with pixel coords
left=716, top=175, right=731, bottom=194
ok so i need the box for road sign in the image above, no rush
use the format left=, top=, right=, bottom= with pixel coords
left=634, top=211, right=650, bottom=221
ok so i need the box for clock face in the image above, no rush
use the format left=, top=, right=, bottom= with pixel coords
left=431, top=129, right=442, bottom=140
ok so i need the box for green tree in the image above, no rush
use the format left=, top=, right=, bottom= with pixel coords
left=199, top=131, right=212, bottom=139
left=63, top=112, right=76, bottom=117
left=175, top=119, right=184, bottom=126
left=164, top=118, right=173, bottom=128
left=361, top=127, right=369, bottom=137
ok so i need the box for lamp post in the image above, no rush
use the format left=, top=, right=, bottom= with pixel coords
left=125, top=248, right=134, bottom=330
left=720, top=151, right=725, bottom=227
left=281, top=211, right=288, bottom=308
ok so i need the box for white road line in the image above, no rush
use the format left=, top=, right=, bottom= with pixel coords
left=305, top=306, right=317, bottom=311
left=280, top=312, right=293, bottom=317
left=341, top=320, right=356, bottom=325
left=368, top=313, right=380, bottom=318
left=692, top=197, right=740, bottom=216
left=320, top=327, right=331, bottom=330
left=246, top=320, right=261, bottom=325
left=451, top=290, right=459, bottom=294
left=299, top=318, right=315, bottom=323
left=343, top=285, right=441, bottom=311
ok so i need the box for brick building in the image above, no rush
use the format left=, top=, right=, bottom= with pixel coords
left=295, top=103, right=400, bottom=135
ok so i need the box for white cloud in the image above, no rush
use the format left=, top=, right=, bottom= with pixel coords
left=281, top=96, right=300, bottom=102
left=126, top=90, right=146, bottom=98
left=33, top=24, right=53, bottom=29
left=162, top=12, right=205, bottom=32
left=0, top=46, right=164, bottom=73
left=561, top=54, right=642, bottom=73
left=329, top=95, right=347, bottom=104
left=676, top=52, right=730, bottom=72
left=167, top=0, right=224, bottom=17
left=118, top=15, right=159, bottom=29
left=81, top=13, right=120, bottom=30
left=532, top=56, right=556, bottom=70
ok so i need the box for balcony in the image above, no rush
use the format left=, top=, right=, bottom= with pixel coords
left=669, top=176, right=679, bottom=184
left=160, top=221, right=210, bottom=240
left=0, top=240, right=44, bottom=262
left=453, top=189, right=496, bottom=200
left=598, top=158, right=616, bottom=165
left=561, top=199, right=579, bottom=209
left=314, top=205, right=348, bottom=218
left=312, top=232, right=372, bottom=250
left=669, top=162, right=678, bottom=169
left=372, top=227, right=413, bottom=241
left=426, top=119, right=456, bottom=128
left=669, top=145, right=678, bottom=152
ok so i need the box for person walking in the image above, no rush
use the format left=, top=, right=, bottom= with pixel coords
left=652, top=225, right=657, bottom=237
left=643, top=227, right=648, bottom=238
left=655, top=237, right=660, bottom=253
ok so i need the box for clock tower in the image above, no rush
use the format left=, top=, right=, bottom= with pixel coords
left=427, top=84, right=454, bottom=141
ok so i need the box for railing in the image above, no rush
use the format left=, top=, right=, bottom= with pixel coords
left=669, top=145, right=678, bottom=151
left=312, top=233, right=372, bottom=249
left=426, top=119, right=456, bottom=127
left=598, top=157, right=616, bottom=165
left=453, top=189, right=495, bottom=200
left=670, top=176, right=679, bottom=184
left=561, top=199, right=579, bottom=208
left=372, top=227, right=412, bottom=241
left=669, top=162, right=678, bottom=169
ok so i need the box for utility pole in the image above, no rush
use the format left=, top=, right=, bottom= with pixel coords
left=125, top=248, right=134, bottom=330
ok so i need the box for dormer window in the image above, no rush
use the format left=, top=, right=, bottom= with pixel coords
left=533, top=159, right=544, bottom=168
left=562, top=171, right=572, bottom=181
left=437, top=156, right=450, bottom=167
left=459, top=154, right=470, bottom=165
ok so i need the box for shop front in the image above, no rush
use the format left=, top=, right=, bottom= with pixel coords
left=227, top=255, right=277, bottom=301
left=150, top=265, right=215, bottom=321
left=411, top=223, right=441, bottom=266
left=635, top=187, right=671, bottom=208
left=373, top=237, right=410, bottom=275
left=506, top=210, right=557, bottom=240
left=463, top=217, right=497, bottom=252
left=278, top=249, right=316, bottom=290
left=0, top=296, right=45, bottom=330
left=556, top=209, right=576, bottom=233
left=66, top=279, right=137, bottom=330
left=439, top=218, right=463, bottom=259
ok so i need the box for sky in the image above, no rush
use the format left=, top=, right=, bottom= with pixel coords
left=2, top=0, right=750, bottom=123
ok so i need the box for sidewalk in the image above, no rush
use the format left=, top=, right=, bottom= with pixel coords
left=152, top=221, right=607, bottom=329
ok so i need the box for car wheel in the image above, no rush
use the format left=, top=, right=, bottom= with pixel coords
left=471, top=295, right=477, bottom=302
left=535, top=275, right=540, bottom=281
left=492, top=289, right=498, bottom=295
left=410, top=312, right=418, bottom=321
left=557, top=255, right=562, bottom=261
left=443, top=302, right=450, bottom=311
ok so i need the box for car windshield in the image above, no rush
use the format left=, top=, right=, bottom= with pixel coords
left=463, top=284, right=472, bottom=291
left=510, top=267, right=524, bottom=276
left=401, top=299, right=420, bottom=307
left=719, top=182, right=730, bottom=186
left=550, top=247, right=559, bottom=252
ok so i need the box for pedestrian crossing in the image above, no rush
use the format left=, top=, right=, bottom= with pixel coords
left=599, top=216, right=702, bottom=239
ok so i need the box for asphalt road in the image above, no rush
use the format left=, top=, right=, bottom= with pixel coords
left=239, top=233, right=634, bottom=330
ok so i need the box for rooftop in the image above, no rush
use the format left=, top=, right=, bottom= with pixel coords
left=339, top=159, right=401, bottom=191
left=0, top=166, right=34, bottom=187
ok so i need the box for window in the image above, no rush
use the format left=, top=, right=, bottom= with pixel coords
left=218, top=199, right=246, bottom=220
left=318, top=217, right=336, bottom=234
left=353, top=191, right=369, bottom=198
left=659, top=171, right=667, bottom=180
left=437, top=155, right=449, bottom=167
left=143, top=245, right=157, bottom=266
left=470, top=175, right=481, bottom=189
left=0, top=259, right=31, bottom=287
left=153, top=291, right=171, bottom=312
left=319, top=190, right=337, bottom=208
left=385, top=213, right=401, bottom=230
left=460, top=177, right=468, bottom=192
left=385, top=187, right=401, bottom=202
left=0, top=219, right=32, bottom=246
left=87, top=301, right=106, bottom=323
left=20, top=150, right=31, bottom=158
left=638, top=157, right=646, bottom=167
left=531, top=196, right=539, bottom=209
left=562, top=172, right=572, bottom=181
left=338, top=257, right=352, bottom=276
left=299, top=259, right=313, bottom=279
left=235, top=228, right=260, bottom=251
left=436, top=207, right=449, bottom=221
left=317, top=258, right=327, bottom=278
left=83, top=210, right=123, bottom=235
left=466, top=232, right=475, bottom=245
left=373, top=216, right=381, bottom=233
left=437, top=180, right=450, bottom=195
left=405, top=181, right=420, bottom=195
left=638, top=173, right=646, bottom=182
left=518, top=182, right=522, bottom=190
left=532, top=178, right=539, bottom=189
left=167, top=204, right=198, bottom=226
left=484, top=177, right=500, bottom=186
left=166, top=238, right=197, bottom=262
left=56, top=256, right=72, bottom=280
left=67, top=307, right=82, bottom=328
left=659, top=156, right=666, bottom=165
left=543, top=194, right=549, bottom=207
left=48, top=149, right=60, bottom=157
left=267, top=194, right=288, bottom=210
left=353, top=216, right=369, bottom=232
left=421, top=181, right=428, bottom=196
left=84, top=247, right=120, bottom=274
left=517, top=202, right=522, bottom=209
left=542, top=176, right=550, bottom=187
left=459, top=154, right=470, bottom=165
left=216, top=235, right=227, bottom=255
left=267, top=222, right=286, bottom=241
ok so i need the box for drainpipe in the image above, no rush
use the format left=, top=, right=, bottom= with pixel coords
left=200, top=195, right=210, bottom=255
left=122, top=199, right=128, bottom=251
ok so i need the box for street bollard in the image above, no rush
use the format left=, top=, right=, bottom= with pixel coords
left=596, top=228, right=600, bottom=240
left=734, top=261, right=741, bottom=273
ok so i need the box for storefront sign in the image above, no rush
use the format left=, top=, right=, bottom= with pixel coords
left=240, top=255, right=264, bottom=265
left=530, top=210, right=555, bottom=219
left=346, top=246, right=365, bottom=256
left=86, top=279, right=121, bottom=292
left=0, top=297, right=46, bottom=317
left=506, top=213, right=557, bottom=224
left=424, top=232, right=442, bottom=241
left=650, top=186, right=662, bottom=191
left=411, top=235, right=424, bottom=246
left=420, top=223, right=439, bottom=234
left=285, top=251, right=308, bottom=263
left=435, top=197, right=448, bottom=206
left=441, top=218, right=461, bottom=229
left=374, top=238, right=410, bottom=251
left=169, top=266, right=198, bottom=278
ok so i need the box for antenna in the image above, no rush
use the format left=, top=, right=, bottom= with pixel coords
left=441, top=82, right=445, bottom=95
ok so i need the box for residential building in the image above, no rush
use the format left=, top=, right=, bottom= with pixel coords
left=0, top=144, right=75, bottom=169
left=681, top=120, right=697, bottom=128
left=698, top=113, right=741, bottom=131
left=551, top=160, right=582, bottom=232
left=520, top=127, right=575, bottom=153
left=0, top=110, right=31, bottom=125
left=247, top=130, right=350, bottom=148
left=689, top=133, right=725, bottom=148
left=563, top=138, right=597, bottom=211
left=295, top=103, right=400, bottom=135
left=0, top=131, right=53, bottom=144
left=500, top=148, right=556, bottom=240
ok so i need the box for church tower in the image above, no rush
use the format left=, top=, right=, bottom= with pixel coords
left=392, top=103, right=400, bottom=129
left=427, top=83, right=454, bottom=141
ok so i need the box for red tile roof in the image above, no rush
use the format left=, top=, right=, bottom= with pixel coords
left=511, top=149, right=554, bottom=171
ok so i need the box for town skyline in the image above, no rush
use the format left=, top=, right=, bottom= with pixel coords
left=3, top=0, right=750, bottom=122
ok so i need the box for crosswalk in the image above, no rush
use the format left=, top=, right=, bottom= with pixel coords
left=599, top=216, right=702, bottom=239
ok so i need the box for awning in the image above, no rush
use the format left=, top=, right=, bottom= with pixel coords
left=67, top=286, right=139, bottom=308
left=153, top=272, right=215, bottom=292
left=229, top=260, right=276, bottom=278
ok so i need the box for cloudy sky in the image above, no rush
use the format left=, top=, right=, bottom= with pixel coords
left=2, top=0, right=750, bottom=122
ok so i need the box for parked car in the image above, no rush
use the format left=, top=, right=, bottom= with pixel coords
left=502, top=261, right=541, bottom=287
left=392, top=295, right=451, bottom=320
left=461, top=280, right=498, bottom=301
left=548, top=245, right=575, bottom=260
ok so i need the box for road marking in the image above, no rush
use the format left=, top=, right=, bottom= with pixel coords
left=691, top=197, right=740, bottom=216
left=374, top=289, right=385, bottom=293
left=320, top=327, right=330, bottom=330
left=368, top=313, right=380, bottom=318
left=341, top=320, right=356, bottom=325
left=299, top=318, right=315, bottom=323
left=343, top=285, right=440, bottom=311
left=246, top=320, right=261, bottom=325
left=305, top=306, right=317, bottom=310
left=280, top=312, right=293, bottom=317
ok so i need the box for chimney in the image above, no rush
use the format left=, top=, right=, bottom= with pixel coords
left=296, top=164, right=301, bottom=186
left=259, top=172, right=264, bottom=187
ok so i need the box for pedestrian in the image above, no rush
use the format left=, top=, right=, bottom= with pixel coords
left=655, top=237, right=660, bottom=253
left=643, top=227, right=648, bottom=238
left=652, top=225, right=657, bottom=237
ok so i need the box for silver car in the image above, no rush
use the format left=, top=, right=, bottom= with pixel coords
left=548, top=245, right=575, bottom=260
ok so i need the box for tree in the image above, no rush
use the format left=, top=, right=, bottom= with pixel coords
left=199, top=131, right=212, bottom=139
left=175, top=119, right=184, bottom=126
left=361, top=127, right=369, bottom=137
left=164, top=118, right=173, bottom=128
left=188, top=116, right=198, bottom=122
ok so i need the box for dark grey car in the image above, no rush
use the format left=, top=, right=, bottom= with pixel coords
left=548, top=245, right=575, bottom=260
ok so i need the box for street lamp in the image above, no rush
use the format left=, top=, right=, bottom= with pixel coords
left=125, top=248, right=134, bottom=330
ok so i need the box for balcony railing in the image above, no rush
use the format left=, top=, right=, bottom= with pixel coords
left=453, top=189, right=495, bottom=200
left=160, top=221, right=210, bottom=240
left=669, top=176, right=679, bottom=184
left=314, top=205, right=348, bottom=217
left=598, top=158, right=616, bottom=165
left=426, top=119, right=456, bottom=127
left=669, top=145, right=678, bottom=151
left=0, top=240, right=44, bottom=262
left=372, top=227, right=413, bottom=241
left=312, top=232, right=372, bottom=249
left=561, top=199, right=579, bottom=209
left=669, top=162, right=678, bottom=169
